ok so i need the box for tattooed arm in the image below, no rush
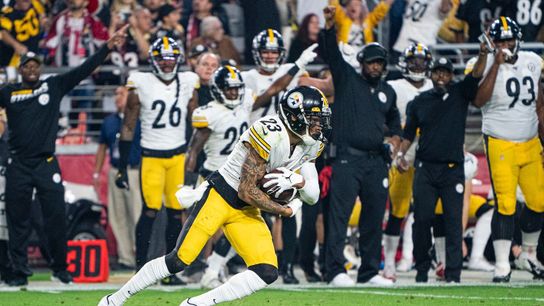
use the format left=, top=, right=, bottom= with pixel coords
left=238, top=142, right=293, bottom=217
left=184, top=127, right=211, bottom=186
left=120, top=90, right=141, bottom=141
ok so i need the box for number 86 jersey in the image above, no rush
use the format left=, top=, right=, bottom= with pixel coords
left=126, top=71, right=199, bottom=151
left=481, top=51, right=543, bottom=142
left=191, top=89, right=254, bottom=172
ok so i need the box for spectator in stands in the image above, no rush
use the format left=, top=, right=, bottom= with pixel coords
left=287, top=13, right=324, bottom=65
left=186, top=0, right=230, bottom=47
left=189, top=16, right=241, bottom=64
left=194, top=52, right=220, bottom=106
left=392, top=0, right=450, bottom=58
left=221, top=0, right=245, bottom=38
left=452, top=0, right=505, bottom=43
left=152, top=4, right=185, bottom=48
left=143, top=0, right=166, bottom=21
left=0, top=0, right=46, bottom=68
left=110, top=0, right=139, bottom=25
left=330, top=0, right=393, bottom=54
left=94, top=86, right=142, bottom=270
left=187, top=43, right=209, bottom=70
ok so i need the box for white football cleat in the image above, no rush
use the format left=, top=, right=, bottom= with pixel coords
left=467, top=257, right=495, bottom=272
left=396, top=258, right=413, bottom=272
left=98, top=295, right=118, bottom=306
left=329, top=273, right=355, bottom=287
left=200, top=269, right=223, bottom=289
left=367, top=274, right=394, bottom=286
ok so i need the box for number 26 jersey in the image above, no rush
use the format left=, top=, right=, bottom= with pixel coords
left=481, top=51, right=543, bottom=142
left=126, top=71, right=199, bottom=150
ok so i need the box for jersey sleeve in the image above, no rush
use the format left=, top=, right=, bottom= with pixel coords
left=181, top=71, right=200, bottom=90
left=191, top=105, right=212, bottom=129
left=247, top=120, right=274, bottom=161
left=125, top=71, right=142, bottom=92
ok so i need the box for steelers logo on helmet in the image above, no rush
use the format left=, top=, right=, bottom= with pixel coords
left=252, top=29, right=286, bottom=73
left=278, top=86, right=332, bottom=145
left=210, top=65, right=245, bottom=109
left=488, top=16, right=522, bottom=58
left=149, top=36, right=184, bottom=81
left=398, top=43, right=432, bottom=82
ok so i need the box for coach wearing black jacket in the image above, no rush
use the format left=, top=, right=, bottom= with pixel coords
left=319, top=6, right=402, bottom=286
left=397, top=52, right=486, bottom=283
left=0, top=26, right=127, bottom=286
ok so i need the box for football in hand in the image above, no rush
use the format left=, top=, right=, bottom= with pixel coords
left=258, top=169, right=297, bottom=204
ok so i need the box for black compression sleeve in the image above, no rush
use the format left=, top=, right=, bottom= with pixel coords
left=118, top=140, right=132, bottom=171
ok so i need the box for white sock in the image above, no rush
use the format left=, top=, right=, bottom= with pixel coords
left=401, top=213, right=414, bottom=262
left=434, top=237, right=446, bottom=266
left=110, top=256, right=171, bottom=305
left=471, top=209, right=493, bottom=261
left=186, top=270, right=267, bottom=305
left=206, top=252, right=227, bottom=275
left=493, top=239, right=512, bottom=275
left=383, top=235, right=400, bottom=270
left=521, top=230, right=541, bottom=261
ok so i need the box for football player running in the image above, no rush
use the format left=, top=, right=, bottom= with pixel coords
left=383, top=43, right=434, bottom=279
left=473, top=17, right=544, bottom=282
left=98, top=86, right=330, bottom=306
left=114, top=37, right=199, bottom=285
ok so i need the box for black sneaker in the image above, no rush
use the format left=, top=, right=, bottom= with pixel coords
left=415, top=271, right=428, bottom=283
left=7, top=276, right=28, bottom=287
left=280, top=264, right=299, bottom=284
left=52, top=270, right=73, bottom=284
left=161, top=275, right=186, bottom=286
left=303, top=268, right=323, bottom=283
left=492, top=271, right=511, bottom=283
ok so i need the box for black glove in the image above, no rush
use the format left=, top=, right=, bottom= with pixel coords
left=115, top=169, right=129, bottom=190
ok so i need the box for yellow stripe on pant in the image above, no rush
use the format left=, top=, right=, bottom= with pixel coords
left=140, top=153, right=186, bottom=210
left=176, top=187, right=277, bottom=267
left=484, top=136, right=544, bottom=215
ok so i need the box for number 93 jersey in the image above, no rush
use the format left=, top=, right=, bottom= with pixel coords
left=481, top=51, right=543, bottom=142
left=126, top=71, right=199, bottom=150
left=219, top=115, right=324, bottom=191
left=191, top=89, right=254, bottom=172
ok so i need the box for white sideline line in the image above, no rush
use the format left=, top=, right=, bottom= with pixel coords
left=283, top=288, right=544, bottom=302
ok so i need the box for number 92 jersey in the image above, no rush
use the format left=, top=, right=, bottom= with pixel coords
left=191, top=89, right=254, bottom=172
left=219, top=115, right=324, bottom=191
left=126, top=71, right=199, bottom=150
left=481, top=51, right=543, bottom=142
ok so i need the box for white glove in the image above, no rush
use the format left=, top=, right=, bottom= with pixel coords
left=286, top=198, right=303, bottom=217
left=263, top=167, right=304, bottom=198
left=295, top=43, right=318, bottom=70
left=175, top=182, right=209, bottom=209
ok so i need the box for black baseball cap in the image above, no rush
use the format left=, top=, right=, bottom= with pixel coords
left=357, top=43, right=387, bottom=63
left=189, top=44, right=208, bottom=58
left=431, top=57, right=454, bottom=72
left=158, top=4, right=177, bottom=21
left=20, top=51, right=42, bottom=67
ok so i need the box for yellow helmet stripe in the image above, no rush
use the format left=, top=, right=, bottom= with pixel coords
left=225, top=65, right=236, bottom=79
left=500, top=16, right=509, bottom=31
left=163, top=36, right=170, bottom=50
left=417, top=43, right=422, bottom=53
left=267, top=29, right=275, bottom=43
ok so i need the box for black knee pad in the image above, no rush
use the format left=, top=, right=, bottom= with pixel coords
left=385, top=215, right=403, bottom=236
left=142, top=206, right=158, bottom=219
left=213, top=235, right=232, bottom=257
left=248, top=264, right=278, bottom=285
left=520, top=207, right=544, bottom=233
left=164, top=250, right=188, bottom=274
left=475, top=203, right=493, bottom=218
left=432, top=215, right=445, bottom=238
left=492, top=210, right=515, bottom=241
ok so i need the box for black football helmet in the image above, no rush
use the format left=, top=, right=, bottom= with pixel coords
left=278, top=86, right=331, bottom=144
left=488, top=16, right=522, bottom=57
left=149, top=36, right=184, bottom=81
left=252, top=29, right=286, bottom=73
left=398, top=43, right=433, bottom=82
left=210, top=65, right=245, bottom=109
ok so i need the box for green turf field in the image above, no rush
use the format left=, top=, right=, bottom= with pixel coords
left=1, top=285, right=543, bottom=306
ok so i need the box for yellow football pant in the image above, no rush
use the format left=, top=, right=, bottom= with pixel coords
left=176, top=187, right=277, bottom=267
left=389, top=166, right=415, bottom=218
left=484, top=136, right=544, bottom=215
left=140, top=153, right=185, bottom=210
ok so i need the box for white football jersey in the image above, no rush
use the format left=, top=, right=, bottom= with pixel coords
left=464, top=152, right=478, bottom=180
left=191, top=90, right=254, bottom=172
left=481, top=51, right=542, bottom=142
left=127, top=71, right=199, bottom=150
left=393, top=0, right=443, bottom=53
left=387, top=78, right=433, bottom=124
left=219, top=115, right=324, bottom=191
left=242, top=64, right=303, bottom=124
